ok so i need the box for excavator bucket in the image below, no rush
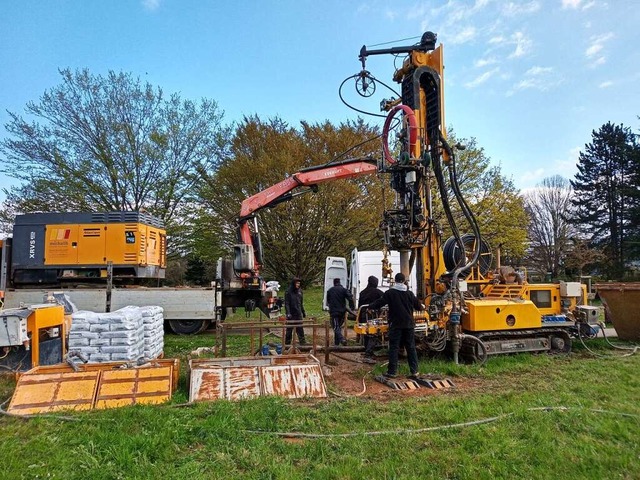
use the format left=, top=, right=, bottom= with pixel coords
left=7, top=359, right=179, bottom=415
left=189, top=354, right=327, bottom=402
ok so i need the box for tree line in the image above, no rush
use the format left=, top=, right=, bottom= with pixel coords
left=1, top=69, right=638, bottom=285
left=524, top=122, right=640, bottom=280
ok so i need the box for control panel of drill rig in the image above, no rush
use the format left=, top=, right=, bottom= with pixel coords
left=218, top=31, right=598, bottom=362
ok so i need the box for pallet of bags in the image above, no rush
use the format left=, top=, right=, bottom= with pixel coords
left=140, top=306, right=164, bottom=360
left=69, top=306, right=144, bottom=363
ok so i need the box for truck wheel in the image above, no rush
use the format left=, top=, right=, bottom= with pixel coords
left=168, top=319, right=210, bottom=335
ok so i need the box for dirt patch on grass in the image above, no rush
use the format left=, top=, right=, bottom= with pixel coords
left=320, top=350, right=481, bottom=401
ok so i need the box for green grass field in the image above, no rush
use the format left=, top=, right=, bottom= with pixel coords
left=0, top=287, right=638, bottom=479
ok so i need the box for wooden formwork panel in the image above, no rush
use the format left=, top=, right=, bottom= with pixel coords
left=8, top=371, right=99, bottom=415
left=94, top=365, right=174, bottom=409
left=7, top=359, right=179, bottom=414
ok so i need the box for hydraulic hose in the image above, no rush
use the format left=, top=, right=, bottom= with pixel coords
left=382, top=105, right=418, bottom=164
left=431, top=138, right=463, bottom=253
left=461, top=334, right=488, bottom=366
left=441, top=133, right=482, bottom=307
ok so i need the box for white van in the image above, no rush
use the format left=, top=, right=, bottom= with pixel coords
left=322, top=248, right=417, bottom=310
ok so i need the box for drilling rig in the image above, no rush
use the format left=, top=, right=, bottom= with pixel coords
left=218, top=32, right=596, bottom=362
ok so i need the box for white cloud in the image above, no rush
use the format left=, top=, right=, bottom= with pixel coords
left=509, top=66, right=562, bottom=94
left=489, top=31, right=532, bottom=58
left=385, top=10, right=398, bottom=20
left=520, top=168, right=546, bottom=184
left=465, top=67, right=500, bottom=88
left=563, top=0, right=604, bottom=10
left=475, top=57, right=498, bottom=68
left=585, top=32, right=613, bottom=67
left=502, top=1, right=541, bottom=16
left=526, top=66, right=553, bottom=76
left=448, top=26, right=477, bottom=45
left=599, top=80, right=613, bottom=88
left=509, top=31, right=532, bottom=58
left=142, top=0, right=160, bottom=11
left=419, top=0, right=491, bottom=32
left=597, top=32, right=614, bottom=42
left=585, top=44, right=603, bottom=57
left=407, top=4, right=429, bottom=20
left=562, top=0, right=582, bottom=9
left=556, top=147, right=581, bottom=172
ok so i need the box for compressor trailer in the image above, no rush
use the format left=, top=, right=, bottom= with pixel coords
left=1, top=212, right=218, bottom=335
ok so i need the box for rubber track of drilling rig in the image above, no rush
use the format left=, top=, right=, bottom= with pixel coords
left=460, top=328, right=572, bottom=362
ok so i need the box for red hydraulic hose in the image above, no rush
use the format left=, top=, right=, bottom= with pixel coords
left=382, top=104, right=418, bottom=164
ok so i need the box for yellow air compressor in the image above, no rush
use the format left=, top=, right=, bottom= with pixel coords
left=7, top=211, right=166, bottom=285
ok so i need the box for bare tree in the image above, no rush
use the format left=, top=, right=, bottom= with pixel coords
left=524, top=175, right=575, bottom=279
left=0, top=68, right=230, bottom=255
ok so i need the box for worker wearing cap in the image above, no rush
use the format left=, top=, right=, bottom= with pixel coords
left=326, top=278, right=356, bottom=346
left=368, top=272, right=424, bottom=378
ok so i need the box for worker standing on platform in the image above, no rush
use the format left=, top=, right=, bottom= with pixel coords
left=358, top=276, right=384, bottom=358
left=285, top=277, right=306, bottom=346
left=358, top=275, right=384, bottom=307
left=368, top=272, right=424, bottom=378
left=326, top=278, right=356, bottom=346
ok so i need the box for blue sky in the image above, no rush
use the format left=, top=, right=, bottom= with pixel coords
left=0, top=0, right=638, bottom=198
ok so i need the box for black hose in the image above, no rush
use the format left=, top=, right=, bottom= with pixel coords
left=338, top=73, right=399, bottom=119
left=461, top=334, right=488, bottom=366
left=441, top=133, right=482, bottom=299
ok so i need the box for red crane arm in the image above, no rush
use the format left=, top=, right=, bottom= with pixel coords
left=238, top=159, right=378, bottom=246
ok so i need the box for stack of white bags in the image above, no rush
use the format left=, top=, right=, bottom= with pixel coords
left=140, top=306, right=164, bottom=360
left=69, top=306, right=164, bottom=363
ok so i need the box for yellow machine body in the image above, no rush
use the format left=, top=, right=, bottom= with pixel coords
left=44, top=222, right=166, bottom=270
left=462, top=299, right=541, bottom=332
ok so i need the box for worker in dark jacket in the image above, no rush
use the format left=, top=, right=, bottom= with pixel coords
left=358, top=276, right=384, bottom=357
left=284, top=277, right=306, bottom=345
left=326, top=278, right=356, bottom=346
left=358, top=275, right=384, bottom=308
left=368, top=272, right=424, bottom=378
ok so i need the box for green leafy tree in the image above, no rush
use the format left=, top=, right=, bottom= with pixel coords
left=570, top=122, right=639, bottom=278
left=435, top=131, right=529, bottom=264
left=198, top=116, right=384, bottom=285
left=523, top=176, right=575, bottom=279
left=0, top=68, right=230, bottom=257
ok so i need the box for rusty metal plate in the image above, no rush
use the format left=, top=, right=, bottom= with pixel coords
left=94, top=365, right=174, bottom=409
left=189, top=355, right=327, bottom=402
left=261, top=364, right=327, bottom=398
left=8, top=371, right=100, bottom=415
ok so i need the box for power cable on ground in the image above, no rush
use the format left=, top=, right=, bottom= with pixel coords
left=242, top=406, right=639, bottom=439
